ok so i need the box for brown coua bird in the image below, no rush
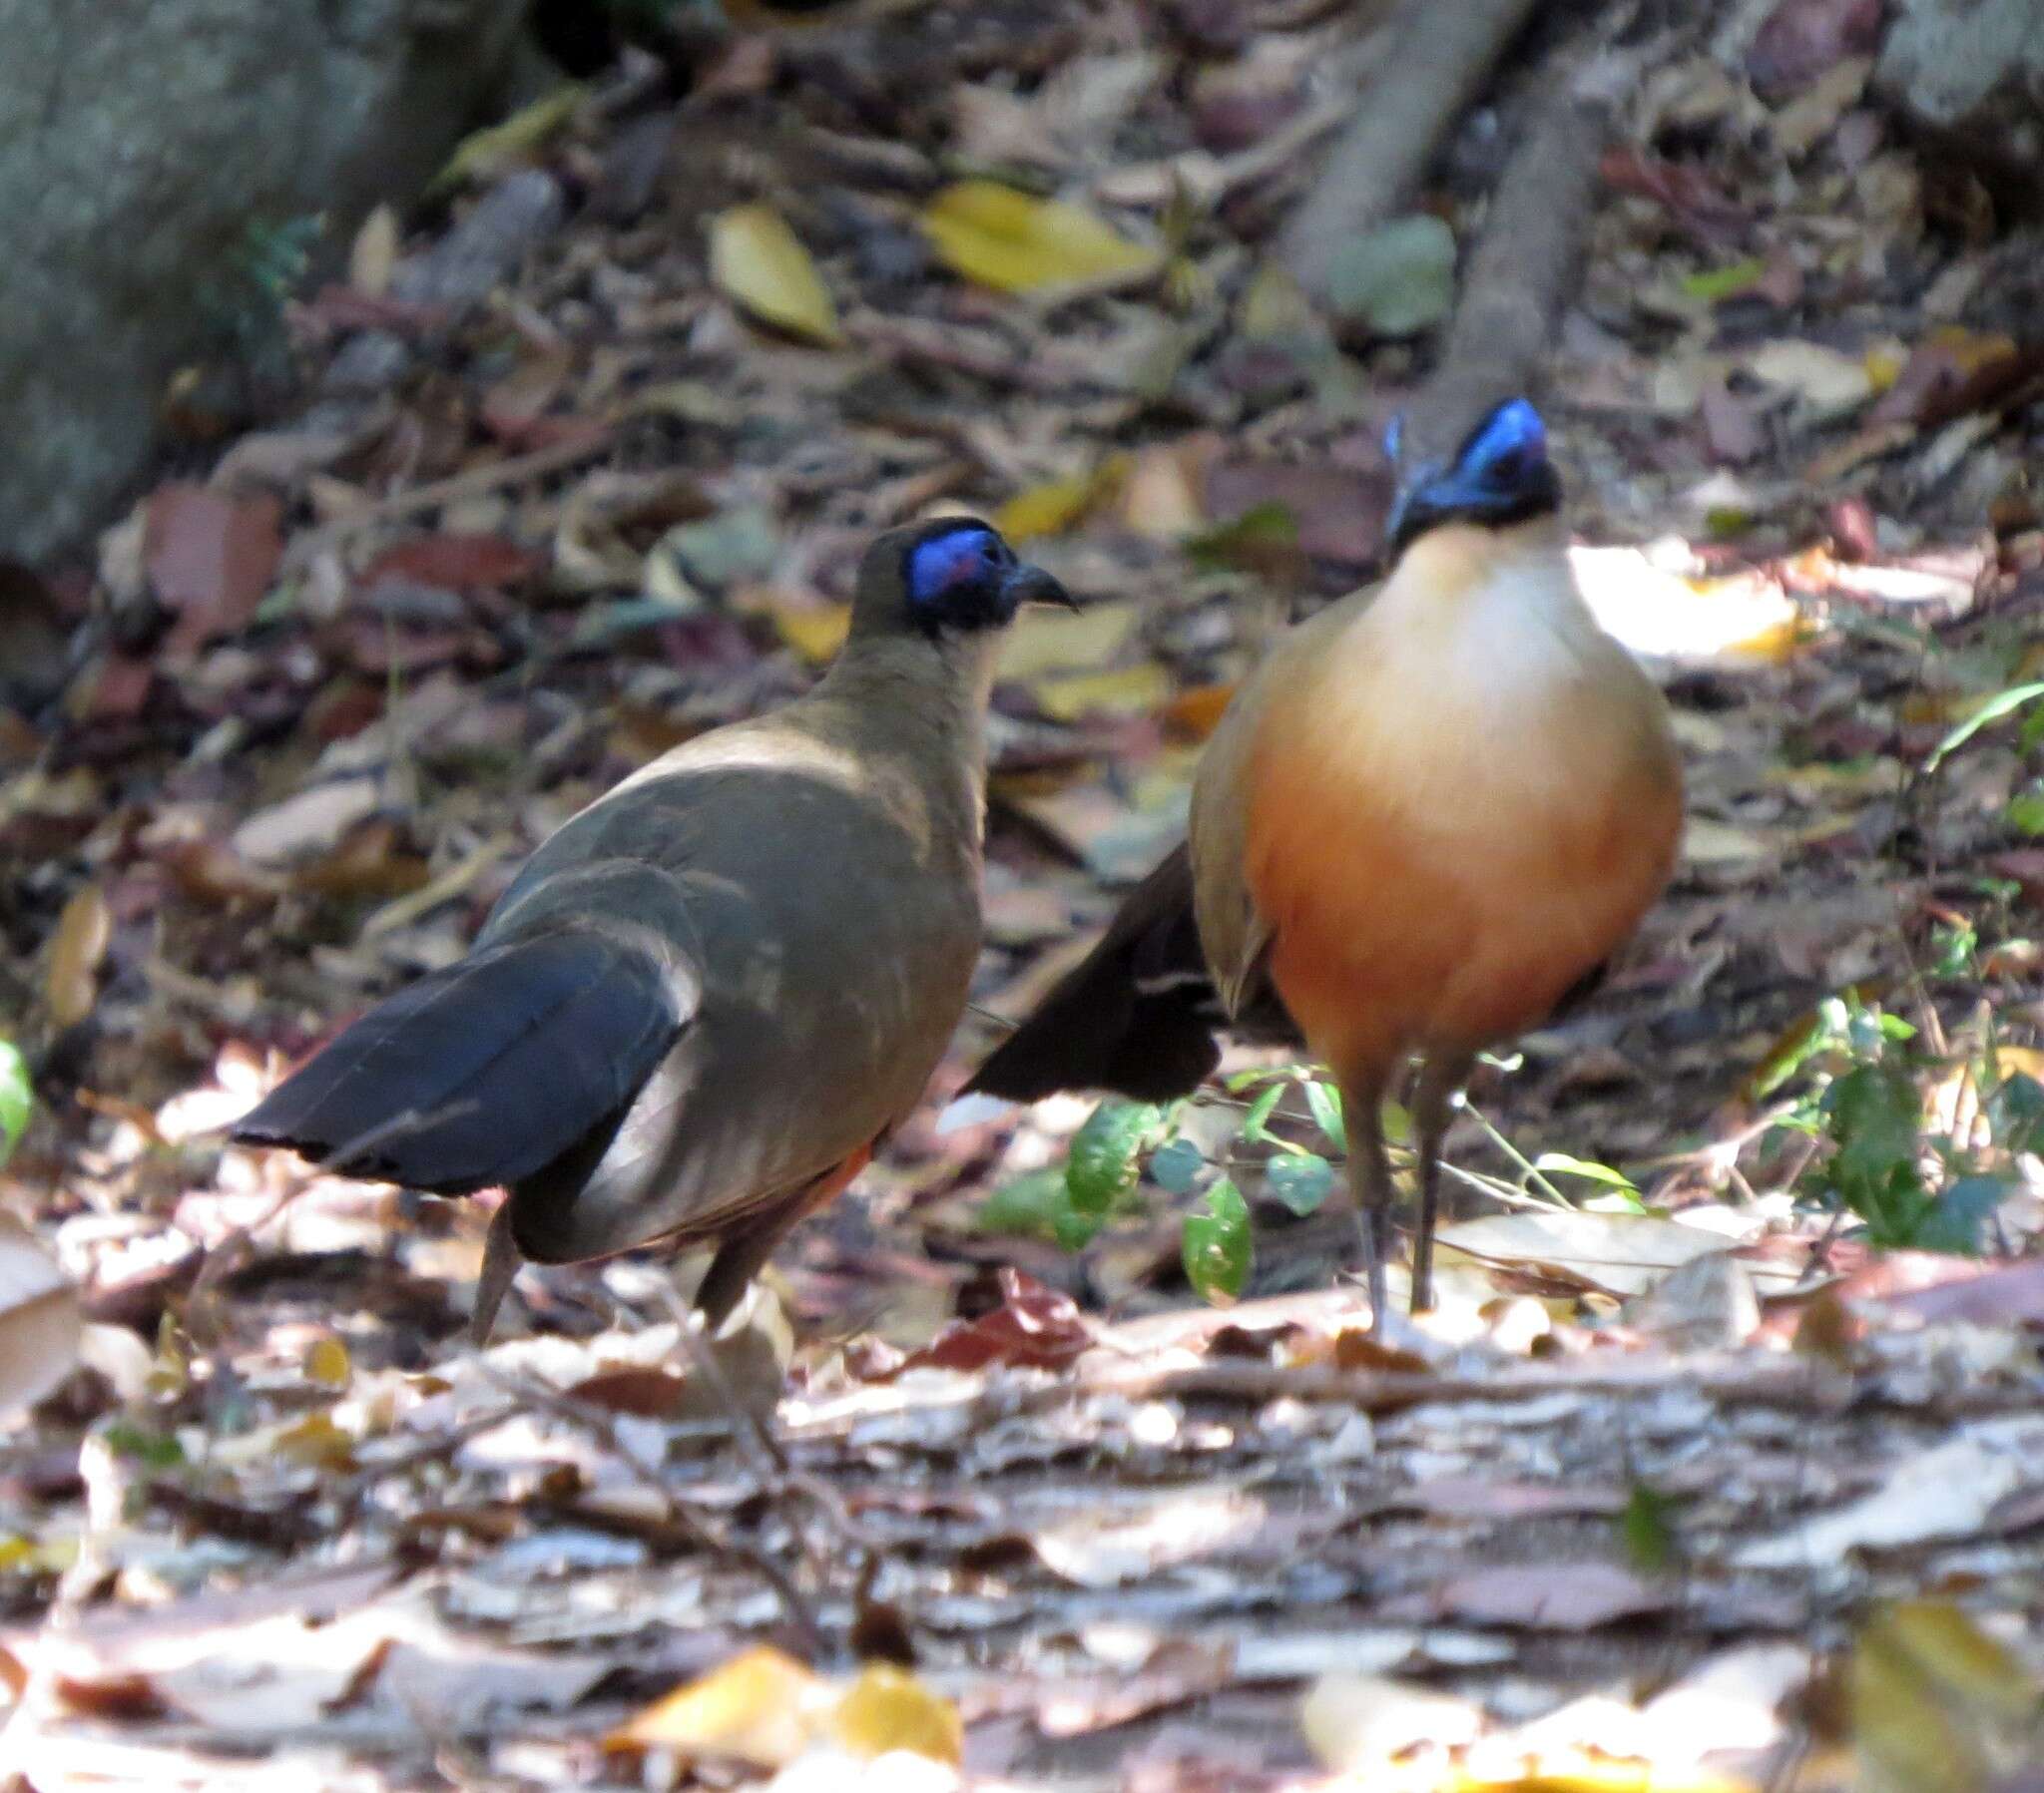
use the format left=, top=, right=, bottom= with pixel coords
left=970, top=396, right=1682, bottom=1326
left=236, top=518, right=1070, bottom=1336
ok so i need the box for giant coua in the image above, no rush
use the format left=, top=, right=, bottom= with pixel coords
left=970, top=396, right=1682, bottom=1325
left=237, top=518, right=1070, bottom=1335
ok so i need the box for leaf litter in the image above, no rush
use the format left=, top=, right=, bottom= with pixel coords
left=3, top=0, right=2044, bottom=1787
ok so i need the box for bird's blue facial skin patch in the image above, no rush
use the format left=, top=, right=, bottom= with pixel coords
left=1386, top=397, right=1559, bottom=550
left=1460, top=397, right=1545, bottom=484
left=908, top=527, right=1001, bottom=610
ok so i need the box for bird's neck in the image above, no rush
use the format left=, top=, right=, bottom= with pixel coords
left=807, top=632, right=999, bottom=839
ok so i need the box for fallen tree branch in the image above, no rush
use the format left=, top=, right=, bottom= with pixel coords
left=1392, top=75, right=1611, bottom=477
left=1277, top=0, right=1548, bottom=305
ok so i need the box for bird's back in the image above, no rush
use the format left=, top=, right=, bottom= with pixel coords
left=486, top=690, right=984, bottom=1262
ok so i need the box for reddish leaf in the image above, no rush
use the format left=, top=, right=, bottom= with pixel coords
left=1747, top=0, right=1883, bottom=99
left=1599, top=150, right=1749, bottom=239
left=144, top=485, right=284, bottom=658
left=73, top=653, right=156, bottom=722
left=893, top=1269, right=1092, bottom=1375
left=359, top=534, right=546, bottom=595
left=1827, top=496, right=1881, bottom=560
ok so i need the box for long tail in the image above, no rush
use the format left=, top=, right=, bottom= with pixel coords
left=234, top=927, right=696, bottom=1193
left=969, top=845, right=1258, bottom=1104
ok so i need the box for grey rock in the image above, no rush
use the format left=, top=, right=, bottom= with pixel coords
left=0, top=0, right=529, bottom=569
left=1876, top=0, right=2044, bottom=180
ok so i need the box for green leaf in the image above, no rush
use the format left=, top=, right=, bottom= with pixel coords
left=1303, top=1081, right=1346, bottom=1153
left=1183, top=1177, right=1252, bottom=1304
left=1909, top=1174, right=2012, bottom=1256
left=975, top=1168, right=1074, bottom=1241
left=1150, top=1135, right=1206, bottom=1195
left=1926, top=680, right=2044, bottom=772
left=1066, top=1100, right=1165, bottom=1221
left=1323, top=215, right=1457, bottom=337
left=1183, top=501, right=1297, bottom=574
left=1620, top=1482, right=1679, bottom=1573
left=1240, top=1082, right=1286, bottom=1144
left=0, top=1042, right=29, bottom=1170
left=1532, top=1152, right=1640, bottom=1196
left=1266, top=1152, right=1333, bottom=1216
left=1680, top=256, right=1767, bottom=301
left=2006, top=791, right=2044, bottom=836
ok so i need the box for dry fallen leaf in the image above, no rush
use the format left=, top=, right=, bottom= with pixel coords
left=45, top=882, right=112, bottom=1029
left=920, top=181, right=1160, bottom=296
left=828, top=1663, right=963, bottom=1764
left=0, top=1212, right=82, bottom=1416
left=710, top=204, right=844, bottom=346
left=611, top=1645, right=835, bottom=1766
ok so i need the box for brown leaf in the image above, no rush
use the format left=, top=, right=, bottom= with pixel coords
left=360, top=534, right=547, bottom=594
left=893, top=1268, right=1092, bottom=1375
left=45, top=883, right=113, bottom=1028
left=144, top=485, right=284, bottom=658
left=1599, top=150, right=1749, bottom=238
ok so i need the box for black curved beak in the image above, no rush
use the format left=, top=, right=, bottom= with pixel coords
left=1001, top=563, right=1080, bottom=611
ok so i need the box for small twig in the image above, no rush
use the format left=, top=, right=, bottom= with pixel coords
left=475, top=1362, right=822, bottom=1654
left=1462, top=1101, right=1572, bottom=1206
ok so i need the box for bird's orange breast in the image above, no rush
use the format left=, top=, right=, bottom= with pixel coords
left=1235, top=551, right=1681, bottom=1086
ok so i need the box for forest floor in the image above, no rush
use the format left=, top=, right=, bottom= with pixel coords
left=4, top=0, right=2044, bottom=1788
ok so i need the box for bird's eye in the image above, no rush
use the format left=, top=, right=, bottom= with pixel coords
left=1483, top=447, right=1525, bottom=484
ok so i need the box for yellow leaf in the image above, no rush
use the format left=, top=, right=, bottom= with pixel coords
left=609, top=1645, right=832, bottom=1765
left=349, top=205, right=399, bottom=297
left=432, top=85, right=585, bottom=195
left=304, top=1336, right=351, bottom=1389
left=273, top=1412, right=356, bottom=1471
left=997, top=602, right=1140, bottom=682
left=829, top=1663, right=963, bottom=1764
left=771, top=601, right=851, bottom=667
left=46, top=883, right=112, bottom=1029
left=710, top=205, right=843, bottom=346
left=921, top=181, right=1160, bottom=296
left=1032, top=664, right=1173, bottom=722
left=1852, top=1600, right=2040, bottom=1793
left=995, top=457, right=1127, bottom=545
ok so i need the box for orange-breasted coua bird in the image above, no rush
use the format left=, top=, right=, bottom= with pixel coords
left=236, top=518, right=1072, bottom=1336
left=969, top=396, right=1682, bottom=1325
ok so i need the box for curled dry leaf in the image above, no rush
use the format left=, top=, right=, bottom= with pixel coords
left=0, top=1212, right=82, bottom=1416
left=710, top=204, right=844, bottom=347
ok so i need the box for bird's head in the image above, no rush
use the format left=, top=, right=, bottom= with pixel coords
left=852, top=516, right=1075, bottom=644
left=1383, top=396, right=1561, bottom=555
